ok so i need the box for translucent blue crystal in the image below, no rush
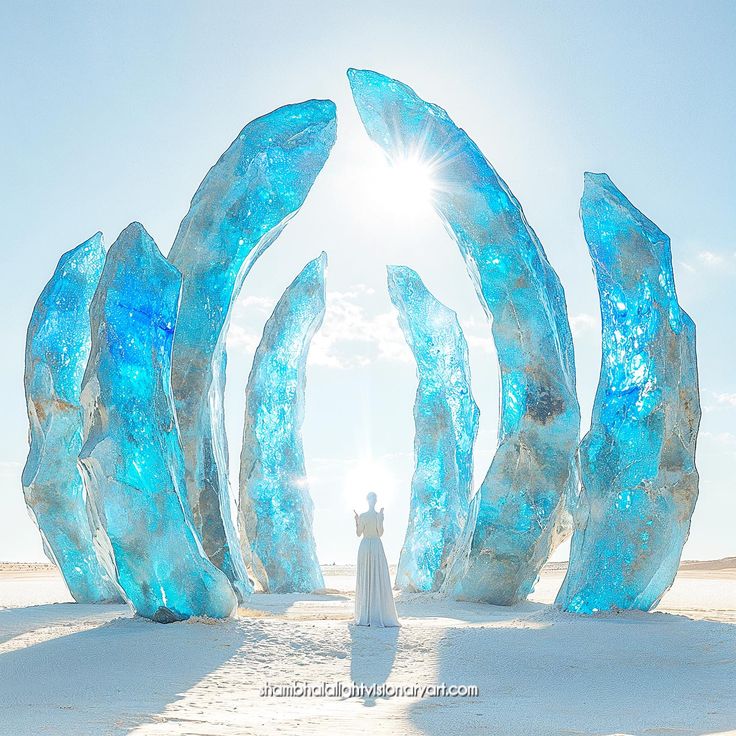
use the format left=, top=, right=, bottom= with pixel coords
left=168, top=100, right=337, bottom=600
left=556, top=173, right=701, bottom=614
left=387, top=266, right=479, bottom=592
left=349, top=69, right=580, bottom=604
left=78, top=223, right=237, bottom=622
left=239, top=254, right=327, bottom=593
left=22, top=233, right=121, bottom=604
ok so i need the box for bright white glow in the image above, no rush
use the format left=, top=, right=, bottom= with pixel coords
left=343, top=457, right=396, bottom=513
left=382, top=156, right=437, bottom=212
left=352, top=138, right=437, bottom=219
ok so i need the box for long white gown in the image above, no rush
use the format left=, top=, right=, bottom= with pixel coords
left=354, top=509, right=400, bottom=627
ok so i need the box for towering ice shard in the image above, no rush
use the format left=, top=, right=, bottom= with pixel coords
left=349, top=69, right=580, bottom=605
left=387, top=266, right=479, bottom=592
left=239, top=254, right=326, bottom=593
left=79, top=223, right=237, bottom=622
left=557, top=173, right=701, bottom=614
left=168, top=101, right=337, bottom=599
left=22, top=233, right=121, bottom=604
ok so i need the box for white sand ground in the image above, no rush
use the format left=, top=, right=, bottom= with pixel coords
left=0, top=562, right=734, bottom=736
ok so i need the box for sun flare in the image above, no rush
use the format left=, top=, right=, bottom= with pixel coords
left=343, top=457, right=396, bottom=512
left=382, top=155, right=437, bottom=211
left=355, top=139, right=438, bottom=217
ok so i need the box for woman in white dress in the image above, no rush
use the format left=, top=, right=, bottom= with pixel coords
left=354, top=492, right=400, bottom=627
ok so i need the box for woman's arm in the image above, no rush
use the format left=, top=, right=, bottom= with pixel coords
left=354, top=511, right=363, bottom=537
left=377, top=508, right=384, bottom=537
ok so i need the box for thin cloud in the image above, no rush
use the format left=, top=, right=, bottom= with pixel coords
left=226, top=322, right=261, bottom=352
left=309, top=290, right=410, bottom=368
left=697, top=250, right=725, bottom=267
left=227, top=284, right=411, bottom=369
left=700, top=431, right=736, bottom=449
left=570, top=313, right=598, bottom=337
left=715, top=393, right=736, bottom=408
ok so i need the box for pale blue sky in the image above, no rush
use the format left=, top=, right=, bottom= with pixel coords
left=1, top=1, right=734, bottom=564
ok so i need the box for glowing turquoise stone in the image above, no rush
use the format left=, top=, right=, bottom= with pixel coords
left=557, top=173, right=701, bottom=614
left=388, top=265, right=479, bottom=592
left=168, top=100, right=337, bottom=600
left=239, top=254, right=326, bottom=593
left=79, top=223, right=237, bottom=622
left=349, top=69, right=579, bottom=605
left=22, top=233, right=121, bottom=604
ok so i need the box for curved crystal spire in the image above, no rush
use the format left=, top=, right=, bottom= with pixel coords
left=22, top=233, right=121, bottom=604
left=349, top=69, right=579, bottom=604
left=79, top=223, right=237, bottom=622
left=239, top=253, right=327, bottom=594
left=168, top=100, right=337, bottom=599
left=557, top=173, right=701, bottom=614
left=388, top=265, right=479, bottom=592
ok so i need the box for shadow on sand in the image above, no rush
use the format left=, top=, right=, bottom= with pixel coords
left=0, top=603, right=248, bottom=735
left=2, top=596, right=734, bottom=735
left=408, top=607, right=736, bottom=736
left=242, top=591, right=352, bottom=618
left=394, top=592, right=550, bottom=624
left=0, top=602, right=128, bottom=647
left=349, top=624, right=400, bottom=707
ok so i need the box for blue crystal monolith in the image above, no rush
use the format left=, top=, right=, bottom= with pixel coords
left=556, top=173, right=701, bottom=614
left=239, top=254, right=327, bottom=593
left=168, top=101, right=337, bottom=600
left=387, top=266, right=479, bottom=592
left=22, top=233, right=121, bottom=604
left=78, top=223, right=237, bottom=622
left=349, top=69, right=580, bottom=605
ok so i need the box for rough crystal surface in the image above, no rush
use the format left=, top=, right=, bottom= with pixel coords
left=239, top=253, right=326, bottom=593
left=349, top=69, right=580, bottom=604
left=168, top=101, right=337, bottom=600
left=387, top=266, right=479, bottom=592
left=22, top=233, right=121, bottom=603
left=78, top=223, right=237, bottom=622
left=556, top=173, right=701, bottom=614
